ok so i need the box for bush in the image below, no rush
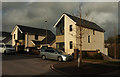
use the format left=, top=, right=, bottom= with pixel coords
left=93, top=52, right=103, bottom=60
left=82, top=52, right=103, bottom=60
left=82, top=52, right=90, bottom=58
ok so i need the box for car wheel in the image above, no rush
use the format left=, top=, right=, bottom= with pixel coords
left=42, top=55, right=46, bottom=60
left=58, top=57, right=62, bottom=62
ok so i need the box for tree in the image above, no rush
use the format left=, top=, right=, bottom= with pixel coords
left=69, top=3, right=95, bottom=68
left=71, top=4, right=86, bottom=68
left=78, top=7, right=82, bottom=67
left=75, top=3, right=95, bottom=67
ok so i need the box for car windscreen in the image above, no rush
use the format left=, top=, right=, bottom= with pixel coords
left=55, top=49, right=66, bottom=54
left=41, top=46, right=48, bottom=49
left=55, top=49, right=63, bottom=54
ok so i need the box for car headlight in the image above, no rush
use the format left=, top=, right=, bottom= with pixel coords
left=61, top=55, right=67, bottom=61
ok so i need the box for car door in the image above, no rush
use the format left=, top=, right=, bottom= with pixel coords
left=45, top=49, right=51, bottom=59
left=49, top=50, right=59, bottom=60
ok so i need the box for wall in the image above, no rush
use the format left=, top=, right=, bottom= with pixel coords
left=26, top=34, right=45, bottom=47
left=12, top=26, right=18, bottom=46
left=78, top=27, right=105, bottom=55
left=64, top=14, right=107, bottom=55
left=27, top=34, right=35, bottom=47
left=38, top=36, right=45, bottom=41
left=56, top=35, right=64, bottom=43
left=64, top=15, right=77, bottom=54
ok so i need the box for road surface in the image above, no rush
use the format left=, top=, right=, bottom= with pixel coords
left=2, top=54, right=61, bottom=76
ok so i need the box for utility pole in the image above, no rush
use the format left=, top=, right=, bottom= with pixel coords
left=45, top=21, right=47, bottom=45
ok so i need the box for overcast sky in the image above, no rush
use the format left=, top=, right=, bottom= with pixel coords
left=2, top=2, right=119, bottom=40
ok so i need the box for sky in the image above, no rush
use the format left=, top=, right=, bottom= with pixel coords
left=2, top=2, right=119, bottom=40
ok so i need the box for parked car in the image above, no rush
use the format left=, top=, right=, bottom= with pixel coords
left=0, top=43, right=16, bottom=54
left=39, top=47, right=73, bottom=61
left=26, top=47, right=40, bottom=55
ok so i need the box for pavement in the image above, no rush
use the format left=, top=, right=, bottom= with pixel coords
left=52, top=60, right=120, bottom=76
left=2, top=54, right=62, bottom=76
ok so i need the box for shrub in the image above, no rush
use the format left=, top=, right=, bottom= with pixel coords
left=82, top=52, right=103, bottom=60
left=93, top=52, right=103, bottom=60
left=82, top=52, right=90, bottom=58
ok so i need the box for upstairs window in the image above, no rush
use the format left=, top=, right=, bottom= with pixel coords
left=70, top=41, right=73, bottom=49
left=93, top=30, right=95, bottom=35
left=35, top=35, right=38, bottom=40
left=14, top=34, right=15, bottom=39
left=70, top=25, right=72, bottom=31
left=88, top=35, right=90, bottom=43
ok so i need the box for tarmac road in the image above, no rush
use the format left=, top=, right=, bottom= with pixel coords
left=2, top=54, right=61, bottom=76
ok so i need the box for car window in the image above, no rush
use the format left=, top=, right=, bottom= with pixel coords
left=6, top=45, right=13, bottom=48
left=0, top=45, right=2, bottom=47
left=45, top=50, right=55, bottom=53
left=0, top=45, right=3, bottom=47
left=55, top=49, right=66, bottom=54
left=40, top=49, right=45, bottom=52
left=50, top=50, right=55, bottom=53
left=45, top=50, right=49, bottom=52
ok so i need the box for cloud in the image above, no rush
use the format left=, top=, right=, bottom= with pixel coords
left=2, top=2, right=118, bottom=40
left=79, top=2, right=118, bottom=39
left=0, top=2, right=2, bottom=32
left=2, top=2, right=80, bottom=33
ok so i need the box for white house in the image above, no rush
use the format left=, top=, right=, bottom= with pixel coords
left=11, top=25, right=55, bottom=52
left=54, top=13, right=108, bottom=55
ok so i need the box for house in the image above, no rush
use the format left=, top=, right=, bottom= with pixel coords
left=54, top=13, right=108, bottom=55
left=107, top=35, right=120, bottom=59
left=0, top=31, right=12, bottom=45
left=11, top=25, right=55, bottom=52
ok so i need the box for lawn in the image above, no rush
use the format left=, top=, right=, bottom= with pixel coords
left=83, top=59, right=120, bottom=65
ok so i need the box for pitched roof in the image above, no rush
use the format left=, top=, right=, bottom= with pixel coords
left=0, top=31, right=12, bottom=43
left=64, top=13, right=105, bottom=32
left=32, top=31, right=55, bottom=45
left=17, top=25, right=55, bottom=45
left=0, top=31, right=11, bottom=37
left=17, top=25, right=51, bottom=36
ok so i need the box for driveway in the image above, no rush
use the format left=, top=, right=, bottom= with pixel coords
left=2, top=54, right=61, bottom=76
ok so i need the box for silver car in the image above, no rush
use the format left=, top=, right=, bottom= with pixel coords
left=39, top=47, right=73, bottom=61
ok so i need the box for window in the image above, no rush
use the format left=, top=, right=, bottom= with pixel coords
left=45, top=50, right=55, bottom=53
left=22, top=33, right=25, bottom=40
left=88, top=35, right=90, bottom=43
left=56, top=42, right=64, bottom=51
left=14, top=34, right=15, bottom=39
left=70, top=25, right=72, bottom=31
left=93, top=30, right=95, bottom=35
left=35, top=35, right=38, bottom=40
left=70, top=41, right=73, bottom=49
